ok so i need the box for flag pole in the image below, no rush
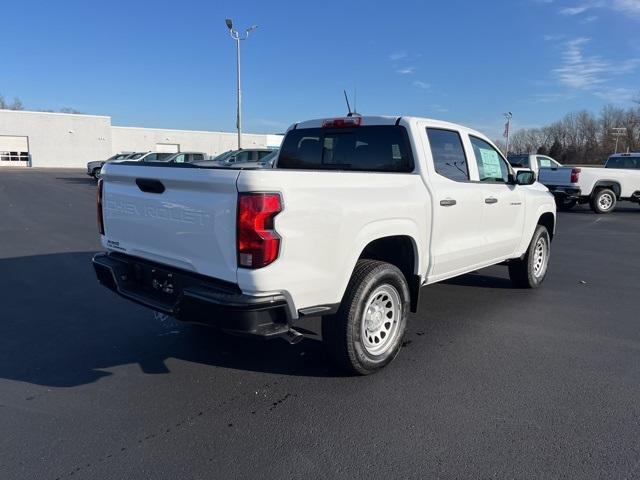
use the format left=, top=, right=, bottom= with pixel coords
left=503, top=112, right=512, bottom=157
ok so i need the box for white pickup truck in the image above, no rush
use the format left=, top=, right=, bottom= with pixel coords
left=532, top=153, right=640, bottom=213
left=93, top=116, right=556, bottom=374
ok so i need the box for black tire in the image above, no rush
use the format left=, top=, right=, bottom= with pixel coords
left=322, top=260, right=409, bottom=375
left=92, top=168, right=101, bottom=179
left=590, top=188, right=616, bottom=214
left=508, top=225, right=551, bottom=289
left=556, top=197, right=577, bottom=211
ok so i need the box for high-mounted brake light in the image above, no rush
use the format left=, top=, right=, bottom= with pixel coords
left=97, top=178, right=105, bottom=235
left=322, top=116, right=362, bottom=128
left=570, top=168, right=581, bottom=183
left=237, top=193, right=282, bottom=268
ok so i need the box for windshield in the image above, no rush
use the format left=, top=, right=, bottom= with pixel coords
left=128, top=152, right=145, bottom=160
left=261, top=150, right=278, bottom=163
left=507, top=155, right=530, bottom=168
left=212, top=150, right=234, bottom=162
left=145, top=153, right=175, bottom=162
left=605, top=156, right=640, bottom=169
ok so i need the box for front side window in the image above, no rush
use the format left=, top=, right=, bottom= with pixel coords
left=278, top=126, right=414, bottom=172
left=426, top=128, right=469, bottom=182
left=470, top=136, right=510, bottom=183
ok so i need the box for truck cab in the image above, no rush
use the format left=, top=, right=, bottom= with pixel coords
left=94, top=115, right=556, bottom=374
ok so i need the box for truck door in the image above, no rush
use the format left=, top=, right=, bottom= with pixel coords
left=468, top=135, right=525, bottom=261
left=423, top=127, right=486, bottom=279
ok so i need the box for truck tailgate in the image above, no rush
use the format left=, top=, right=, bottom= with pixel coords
left=538, top=167, right=573, bottom=186
left=100, top=164, right=240, bottom=283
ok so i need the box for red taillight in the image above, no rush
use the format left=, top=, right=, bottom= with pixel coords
left=322, top=116, right=362, bottom=128
left=97, top=179, right=105, bottom=235
left=570, top=168, right=581, bottom=183
left=237, top=193, right=282, bottom=268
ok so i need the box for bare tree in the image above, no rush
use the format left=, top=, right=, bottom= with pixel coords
left=59, top=107, right=83, bottom=114
left=508, top=104, right=640, bottom=164
left=0, top=94, right=24, bottom=110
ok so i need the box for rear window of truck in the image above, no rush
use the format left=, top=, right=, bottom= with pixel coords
left=605, top=156, right=640, bottom=169
left=277, top=126, right=414, bottom=172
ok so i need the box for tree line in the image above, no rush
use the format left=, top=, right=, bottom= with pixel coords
left=502, top=102, right=640, bottom=165
left=0, top=94, right=81, bottom=114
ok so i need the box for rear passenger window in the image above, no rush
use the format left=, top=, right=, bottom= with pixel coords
left=426, top=128, right=469, bottom=182
left=278, top=126, right=414, bottom=172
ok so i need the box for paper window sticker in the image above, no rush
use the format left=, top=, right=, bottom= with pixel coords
left=479, top=148, right=502, bottom=178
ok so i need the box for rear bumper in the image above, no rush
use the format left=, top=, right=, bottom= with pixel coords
left=547, top=185, right=581, bottom=200
left=92, top=252, right=292, bottom=339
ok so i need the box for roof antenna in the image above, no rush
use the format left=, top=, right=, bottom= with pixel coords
left=354, top=88, right=357, bottom=115
left=344, top=90, right=353, bottom=116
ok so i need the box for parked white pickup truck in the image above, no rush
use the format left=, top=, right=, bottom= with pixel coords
left=535, top=153, right=640, bottom=213
left=93, top=116, right=556, bottom=374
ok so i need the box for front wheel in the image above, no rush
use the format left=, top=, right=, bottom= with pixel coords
left=322, top=260, right=409, bottom=375
left=590, top=188, right=616, bottom=214
left=508, top=225, right=551, bottom=289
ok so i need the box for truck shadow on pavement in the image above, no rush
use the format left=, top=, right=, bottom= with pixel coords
left=0, top=252, right=352, bottom=388
left=0, top=252, right=519, bottom=388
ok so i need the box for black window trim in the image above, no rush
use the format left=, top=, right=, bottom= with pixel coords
left=426, top=127, right=471, bottom=183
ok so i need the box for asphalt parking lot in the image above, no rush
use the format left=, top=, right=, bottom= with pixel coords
left=1, top=168, right=639, bottom=479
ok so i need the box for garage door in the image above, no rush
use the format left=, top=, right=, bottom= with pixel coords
left=0, top=136, right=29, bottom=166
left=156, top=143, right=180, bottom=153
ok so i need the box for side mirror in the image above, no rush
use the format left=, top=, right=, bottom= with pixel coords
left=515, top=169, right=536, bottom=185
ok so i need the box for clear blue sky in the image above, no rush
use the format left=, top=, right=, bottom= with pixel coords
left=2, top=0, right=639, bottom=138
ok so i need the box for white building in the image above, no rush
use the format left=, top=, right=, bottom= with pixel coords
left=0, top=109, right=282, bottom=168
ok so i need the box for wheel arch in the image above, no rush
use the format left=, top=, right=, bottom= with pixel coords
left=592, top=180, right=621, bottom=198
left=343, top=227, right=423, bottom=313
left=537, top=212, right=556, bottom=240
left=514, top=204, right=556, bottom=257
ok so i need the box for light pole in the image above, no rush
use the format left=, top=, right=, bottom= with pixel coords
left=610, top=127, right=626, bottom=154
left=225, top=19, right=257, bottom=150
left=503, top=112, right=513, bottom=157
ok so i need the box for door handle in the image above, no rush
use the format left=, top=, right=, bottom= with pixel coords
left=440, top=198, right=457, bottom=207
left=485, top=197, right=498, bottom=204
left=136, top=178, right=165, bottom=194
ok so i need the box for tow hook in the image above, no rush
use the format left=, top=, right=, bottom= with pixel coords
left=284, top=328, right=304, bottom=345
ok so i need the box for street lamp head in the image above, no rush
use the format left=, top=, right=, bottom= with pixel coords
left=225, top=18, right=233, bottom=30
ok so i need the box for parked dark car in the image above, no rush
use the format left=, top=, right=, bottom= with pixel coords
left=87, top=153, right=134, bottom=178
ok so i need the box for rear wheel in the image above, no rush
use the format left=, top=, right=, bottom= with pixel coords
left=92, top=167, right=101, bottom=179
left=322, top=260, right=409, bottom=375
left=556, top=197, right=577, bottom=211
left=590, top=188, right=616, bottom=214
left=508, top=225, right=551, bottom=289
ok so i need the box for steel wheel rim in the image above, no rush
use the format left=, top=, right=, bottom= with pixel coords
left=533, top=236, right=548, bottom=278
left=361, top=285, right=402, bottom=356
left=598, top=193, right=613, bottom=211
